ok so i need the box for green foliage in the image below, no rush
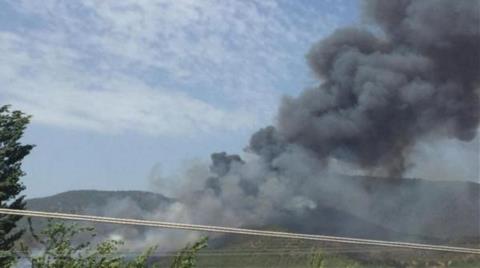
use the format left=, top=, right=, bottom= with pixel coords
left=309, top=250, right=325, bottom=268
left=19, top=219, right=209, bottom=268
left=20, top=219, right=157, bottom=268
left=309, top=251, right=362, bottom=268
left=170, top=237, right=208, bottom=268
left=0, top=105, right=34, bottom=266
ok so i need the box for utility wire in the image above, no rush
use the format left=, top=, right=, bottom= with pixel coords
left=0, top=208, right=478, bottom=255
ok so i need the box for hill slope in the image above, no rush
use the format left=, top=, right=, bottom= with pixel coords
left=27, top=190, right=172, bottom=215
left=23, top=176, right=480, bottom=245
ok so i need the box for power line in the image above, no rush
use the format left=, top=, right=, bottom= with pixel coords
left=0, top=208, right=478, bottom=254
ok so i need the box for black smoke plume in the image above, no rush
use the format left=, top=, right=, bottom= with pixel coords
left=263, top=0, right=480, bottom=177
left=146, top=0, right=480, bottom=246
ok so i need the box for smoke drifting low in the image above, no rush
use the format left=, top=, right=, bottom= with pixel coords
left=111, top=0, right=480, bottom=249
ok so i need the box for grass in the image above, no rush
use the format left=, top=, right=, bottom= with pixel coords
left=148, top=233, right=480, bottom=267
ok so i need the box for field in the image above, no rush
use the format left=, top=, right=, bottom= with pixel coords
left=149, top=234, right=480, bottom=268
left=22, top=189, right=480, bottom=267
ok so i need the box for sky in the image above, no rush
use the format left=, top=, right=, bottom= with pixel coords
left=0, top=0, right=360, bottom=198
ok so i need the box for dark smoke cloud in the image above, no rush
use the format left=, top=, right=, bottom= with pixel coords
left=270, top=0, right=480, bottom=176
left=29, top=1, right=478, bottom=252
left=144, top=0, right=479, bottom=247
left=210, top=152, right=244, bottom=177
left=248, top=126, right=286, bottom=163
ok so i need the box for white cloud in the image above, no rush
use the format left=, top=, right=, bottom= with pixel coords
left=1, top=0, right=347, bottom=136
left=3, top=79, right=253, bottom=136
left=0, top=32, right=252, bottom=136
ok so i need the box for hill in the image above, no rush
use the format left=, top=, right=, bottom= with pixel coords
left=23, top=176, right=480, bottom=245
left=324, top=176, right=480, bottom=243
left=19, top=181, right=480, bottom=267
left=26, top=189, right=172, bottom=215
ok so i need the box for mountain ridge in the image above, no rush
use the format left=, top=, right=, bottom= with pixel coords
left=23, top=177, right=480, bottom=245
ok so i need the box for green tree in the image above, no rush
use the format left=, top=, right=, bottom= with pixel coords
left=21, top=219, right=156, bottom=268
left=170, top=236, right=208, bottom=268
left=0, top=105, right=34, bottom=266
left=21, top=219, right=208, bottom=268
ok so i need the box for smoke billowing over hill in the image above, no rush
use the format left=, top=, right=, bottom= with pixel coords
left=139, top=0, right=480, bottom=249
left=29, top=0, right=479, bottom=251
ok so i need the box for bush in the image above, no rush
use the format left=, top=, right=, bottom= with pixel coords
left=18, top=218, right=207, bottom=268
